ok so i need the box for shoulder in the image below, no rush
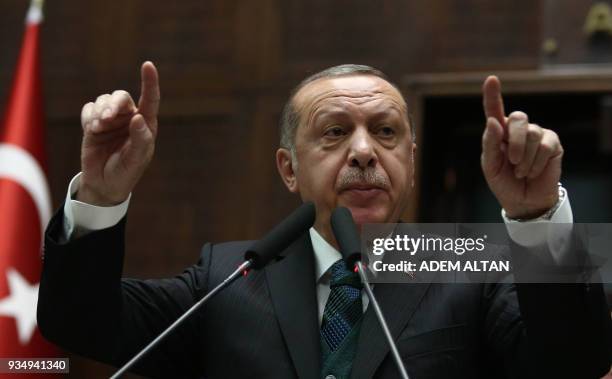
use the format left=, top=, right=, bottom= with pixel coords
left=197, top=240, right=257, bottom=281
left=199, top=240, right=256, bottom=262
left=201, top=240, right=256, bottom=255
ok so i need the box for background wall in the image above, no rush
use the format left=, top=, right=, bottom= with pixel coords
left=1, top=0, right=609, bottom=377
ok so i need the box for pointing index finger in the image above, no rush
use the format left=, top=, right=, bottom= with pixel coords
left=138, top=61, right=160, bottom=123
left=482, top=75, right=505, bottom=126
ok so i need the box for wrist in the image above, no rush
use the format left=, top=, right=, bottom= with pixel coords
left=504, top=185, right=565, bottom=221
left=76, top=182, right=127, bottom=206
left=505, top=206, right=553, bottom=220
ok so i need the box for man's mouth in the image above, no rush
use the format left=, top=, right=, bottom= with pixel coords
left=343, top=183, right=383, bottom=191
left=340, top=185, right=386, bottom=202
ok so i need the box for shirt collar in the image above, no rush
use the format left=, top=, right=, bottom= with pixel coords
left=309, top=226, right=383, bottom=281
left=309, top=227, right=342, bottom=283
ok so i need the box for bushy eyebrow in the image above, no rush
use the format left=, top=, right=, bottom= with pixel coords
left=311, top=109, right=352, bottom=126
left=368, top=107, right=404, bottom=122
left=310, top=105, right=404, bottom=128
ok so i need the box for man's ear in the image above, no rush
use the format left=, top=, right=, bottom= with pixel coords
left=276, top=148, right=299, bottom=193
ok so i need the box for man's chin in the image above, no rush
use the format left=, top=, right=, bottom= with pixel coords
left=343, top=205, right=388, bottom=226
left=338, top=190, right=392, bottom=225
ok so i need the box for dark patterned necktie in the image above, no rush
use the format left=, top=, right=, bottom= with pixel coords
left=320, top=259, right=363, bottom=352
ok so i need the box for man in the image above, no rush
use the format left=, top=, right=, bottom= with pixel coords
left=37, top=62, right=610, bottom=378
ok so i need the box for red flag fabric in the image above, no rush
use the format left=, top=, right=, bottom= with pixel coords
left=0, top=0, right=58, bottom=366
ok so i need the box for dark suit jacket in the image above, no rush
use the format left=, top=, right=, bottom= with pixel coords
left=37, top=208, right=611, bottom=379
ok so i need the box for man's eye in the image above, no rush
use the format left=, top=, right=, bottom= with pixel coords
left=377, top=126, right=395, bottom=137
left=324, top=126, right=346, bottom=137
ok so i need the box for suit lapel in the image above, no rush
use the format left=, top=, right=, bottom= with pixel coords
left=265, top=233, right=321, bottom=379
left=351, top=282, right=432, bottom=379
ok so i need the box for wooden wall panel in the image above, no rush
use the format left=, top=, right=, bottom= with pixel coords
left=542, top=0, right=612, bottom=65
left=281, top=0, right=542, bottom=79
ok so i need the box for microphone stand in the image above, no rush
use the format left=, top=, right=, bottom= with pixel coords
left=109, top=260, right=253, bottom=379
left=109, top=201, right=316, bottom=378
left=331, top=206, right=410, bottom=379
left=353, top=260, right=409, bottom=379
left=109, top=202, right=315, bottom=378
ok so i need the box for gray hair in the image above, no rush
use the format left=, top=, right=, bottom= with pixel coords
left=279, top=64, right=415, bottom=153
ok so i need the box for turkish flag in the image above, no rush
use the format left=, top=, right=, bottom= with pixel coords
left=0, top=0, right=59, bottom=368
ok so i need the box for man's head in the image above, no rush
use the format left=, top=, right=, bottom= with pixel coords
left=276, top=64, right=416, bottom=243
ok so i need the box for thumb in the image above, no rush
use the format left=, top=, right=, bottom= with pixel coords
left=481, top=117, right=505, bottom=178
left=124, top=114, right=154, bottom=167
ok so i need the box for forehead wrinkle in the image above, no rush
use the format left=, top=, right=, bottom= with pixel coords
left=292, top=76, right=410, bottom=139
left=303, top=91, right=400, bottom=127
left=309, top=88, right=388, bottom=107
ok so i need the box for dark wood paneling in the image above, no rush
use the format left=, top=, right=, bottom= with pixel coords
left=281, top=0, right=542, bottom=80
left=542, top=0, right=612, bottom=66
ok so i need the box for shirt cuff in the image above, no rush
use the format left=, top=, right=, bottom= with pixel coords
left=62, top=172, right=131, bottom=240
left=501, top=186, right=573, bottom=264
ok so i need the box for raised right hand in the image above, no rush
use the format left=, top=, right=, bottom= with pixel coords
left=77, top=61, right=160, bottom=206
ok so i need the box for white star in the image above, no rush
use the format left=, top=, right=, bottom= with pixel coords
left=0, top=268, right=39, bottom=345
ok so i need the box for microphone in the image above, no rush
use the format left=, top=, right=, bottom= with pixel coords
left=245, top=201, right=316, bottom=268
left=330, top=206, right=362, bottom=268
left=330, top=207, right=410, bottom=379
left=110, top=202, right=316, bottom=378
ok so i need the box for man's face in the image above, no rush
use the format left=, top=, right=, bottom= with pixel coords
left=277, top=75, right=416, bottom=240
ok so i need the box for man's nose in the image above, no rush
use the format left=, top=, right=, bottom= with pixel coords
left=348, top=128, right=377, bottom=169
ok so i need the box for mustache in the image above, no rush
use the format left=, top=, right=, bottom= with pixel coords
left=337, top=167, right=390, bottom=191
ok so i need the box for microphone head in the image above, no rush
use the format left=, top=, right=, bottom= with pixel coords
left=244, top=202, right=316, bottom=269
left=331, top=207, right=362, bottom=268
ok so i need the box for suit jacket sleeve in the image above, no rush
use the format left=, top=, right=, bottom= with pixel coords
left=37, top=205, right=211, bottom=379
left=481, top=234, right=611, bottom=379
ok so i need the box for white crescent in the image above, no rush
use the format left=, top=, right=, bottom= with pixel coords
left=0, top=143, right=51, bottom=241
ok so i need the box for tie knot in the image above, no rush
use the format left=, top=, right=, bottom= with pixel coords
left=329, top=259, right=362, bottom=288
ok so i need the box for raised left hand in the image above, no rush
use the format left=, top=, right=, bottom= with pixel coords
left=481, top=75, right=563, bottom=219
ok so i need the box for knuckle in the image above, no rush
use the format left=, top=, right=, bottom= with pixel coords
left=95, top=94, right=110, bottom=103
left=81, top=103, right=94, bottom=122
left=540, top=142, right=555, bottom=156
left=542, top=131, right=562, bottom=153
left=114, top=90, right=133, bottom=103
left=112, top=89, right=129, bottom=97
left=527, top=124, right=543, bottom=141
left=81, top=102, right=93, bottom=114
left=548, top=129, right=560, bottom=142
left=509, top=111, right=528, bottom=122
